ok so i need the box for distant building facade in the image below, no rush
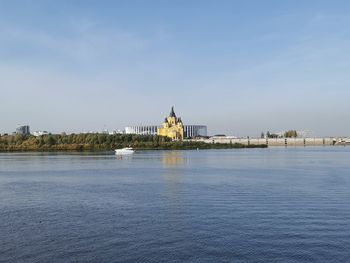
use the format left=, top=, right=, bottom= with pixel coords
left=125, top=126, right=159, bottom=135
left=16, top=125, right=30, bottom=135
left=33, top=131, right=49, bottom=136
left=124, top=107, right=208, bottom=139
left=158, top=107, right=184, bottom=140
left=184, top=125, right=207, bottom=138
left=125, top=125, right=207, bottom=137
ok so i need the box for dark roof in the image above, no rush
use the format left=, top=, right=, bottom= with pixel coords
left=169, top=106, right=176, bottom=118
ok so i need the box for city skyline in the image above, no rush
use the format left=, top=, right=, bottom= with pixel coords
left=1, top=1, right=350, bottom=136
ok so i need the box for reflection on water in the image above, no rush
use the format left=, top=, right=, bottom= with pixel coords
left=161, top=152, right=187, bottom=206
left=161, top=151, right=186, bottom=168
left=115, top=154, right=134, bottom=160
left=161, top=151, right=188, bottom=184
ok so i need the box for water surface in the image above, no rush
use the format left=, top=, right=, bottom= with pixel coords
left=1, top=148, right=350, bottom=262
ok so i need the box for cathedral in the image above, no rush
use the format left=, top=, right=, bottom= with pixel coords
left=158, top=107, right=184, bottom=140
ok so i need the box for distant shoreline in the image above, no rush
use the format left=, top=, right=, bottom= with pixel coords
left=0, top=145, right=267, bottom=152
left=0, top=134, right=267, bottom=152
left=192, top=137, right=349, bottom=147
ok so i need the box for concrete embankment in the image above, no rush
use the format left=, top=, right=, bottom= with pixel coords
left=192, top=137, right=349, bottom=147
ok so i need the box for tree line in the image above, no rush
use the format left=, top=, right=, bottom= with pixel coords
left=0, top=133, right=266, bottom=152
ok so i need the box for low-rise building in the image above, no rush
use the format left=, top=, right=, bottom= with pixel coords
left=33, top=131, right=49, bottom=136
left=16, top=125, right=30, bottom=135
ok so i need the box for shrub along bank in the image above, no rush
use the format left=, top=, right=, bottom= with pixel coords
left=0, top=133, right=267, bottom=152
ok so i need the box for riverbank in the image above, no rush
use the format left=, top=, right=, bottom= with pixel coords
left=0, top=134, right=266, bottom=152
left=192, top=137, right=349, bottom=147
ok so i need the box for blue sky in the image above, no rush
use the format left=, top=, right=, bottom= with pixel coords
left=1, top=0, right=350, bottom=136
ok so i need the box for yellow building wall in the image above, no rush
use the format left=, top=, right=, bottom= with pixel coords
left=158, top=116, right=184, bottom=140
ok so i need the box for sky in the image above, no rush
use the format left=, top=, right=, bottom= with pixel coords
left=0, top=0, right=350, bottom=136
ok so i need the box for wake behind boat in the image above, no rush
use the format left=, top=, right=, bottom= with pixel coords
left=115, top=147, right=135, bottom=155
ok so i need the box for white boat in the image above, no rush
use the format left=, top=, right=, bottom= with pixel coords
left=115, top=147, right=135, bottom=155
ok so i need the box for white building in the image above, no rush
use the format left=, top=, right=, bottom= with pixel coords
left=125, top=126, right=159, bottom=135
left=33, top=131, right=49, bottom=136
left=124, top=125, right=207, bottom=137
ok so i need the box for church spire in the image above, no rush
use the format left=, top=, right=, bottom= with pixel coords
left=170, top=106, right=176, bottom=118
